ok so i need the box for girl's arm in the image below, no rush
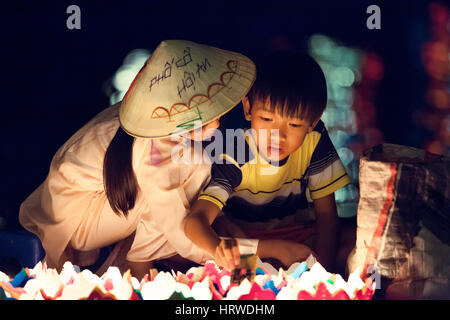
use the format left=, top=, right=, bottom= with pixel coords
left=212, top=214, right=248, bottom=238
left=184, top=199, right=240, bottom=270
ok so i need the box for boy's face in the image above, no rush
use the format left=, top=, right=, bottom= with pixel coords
left=242, top=97, right=319, bottom=162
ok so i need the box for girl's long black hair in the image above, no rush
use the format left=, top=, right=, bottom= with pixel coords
left=103, top=126, right=138, bottom=217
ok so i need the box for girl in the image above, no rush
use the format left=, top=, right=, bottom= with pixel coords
left=19, top=40, right=311, bottom=280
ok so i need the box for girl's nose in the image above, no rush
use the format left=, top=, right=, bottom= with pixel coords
left=206, top=119, right=220, bottom=130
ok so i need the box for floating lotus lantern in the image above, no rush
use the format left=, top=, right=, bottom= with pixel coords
left=0, top=257, right=375, bottom=300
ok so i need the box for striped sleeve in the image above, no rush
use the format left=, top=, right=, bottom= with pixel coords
left=308, top=122, right=351, bottom=200
left=198, top=159, right=243, bottom=209
left=198, top=129, right=251, bottom=209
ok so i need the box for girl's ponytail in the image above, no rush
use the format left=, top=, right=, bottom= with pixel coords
left=103, top=127, right=138, bottom=217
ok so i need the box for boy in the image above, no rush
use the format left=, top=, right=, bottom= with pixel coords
left=184, top=51, right=351, bottom=272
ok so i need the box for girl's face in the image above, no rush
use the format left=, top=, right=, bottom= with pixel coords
left=187, top=119, right=220, bottom=141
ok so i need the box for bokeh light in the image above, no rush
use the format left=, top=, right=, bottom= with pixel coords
left=107, top=48, right=152, bottom=104
left=330, top=67, right=355, bottom=87
left=419, top=2, right=449, bottom=156
left=308, top=33, right=384, bottom=217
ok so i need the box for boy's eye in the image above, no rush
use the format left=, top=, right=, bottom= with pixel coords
left=289, top=123, right=303, bottom=128
left=260, top=116, right=273, bottom=122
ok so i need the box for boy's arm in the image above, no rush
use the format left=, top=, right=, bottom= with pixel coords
left=184, top=199, right=240, bottom=270
left=313, top=193, right=339, bottom=271
left=306, top=121, right=350, bottom=271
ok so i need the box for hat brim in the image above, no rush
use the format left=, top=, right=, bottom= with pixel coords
left=119, top=40, right=256, bottom=139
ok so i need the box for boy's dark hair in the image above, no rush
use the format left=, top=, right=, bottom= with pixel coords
left=247, top=51, right=327, bottom=123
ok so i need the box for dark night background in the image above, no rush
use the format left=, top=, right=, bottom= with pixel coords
left=0, top=0, right=441, bottom=229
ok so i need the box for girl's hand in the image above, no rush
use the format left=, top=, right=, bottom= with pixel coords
left=214, top=238, right=241, bottom=270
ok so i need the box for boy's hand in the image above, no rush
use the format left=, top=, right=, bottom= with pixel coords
left=277, top=241, right=315, bottom=268
left=259, top=239, right=315, bottom=268
left=214, top=238, right=241, bottom=270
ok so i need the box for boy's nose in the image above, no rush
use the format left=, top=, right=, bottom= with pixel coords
left=275, top=128, right=287, bottom=141
left=270, top=129, right=286, bottom=145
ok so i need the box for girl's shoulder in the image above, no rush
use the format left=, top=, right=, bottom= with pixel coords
left=50, top=104, right=122, bottom=182
left=57, top=104, right=120, bottom=155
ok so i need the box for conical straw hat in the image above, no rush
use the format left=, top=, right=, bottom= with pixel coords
left=119, top=40, right=256, bottom=138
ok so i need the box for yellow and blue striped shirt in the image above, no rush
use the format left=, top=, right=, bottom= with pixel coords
left=198, top=121, right=350, bottom=222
